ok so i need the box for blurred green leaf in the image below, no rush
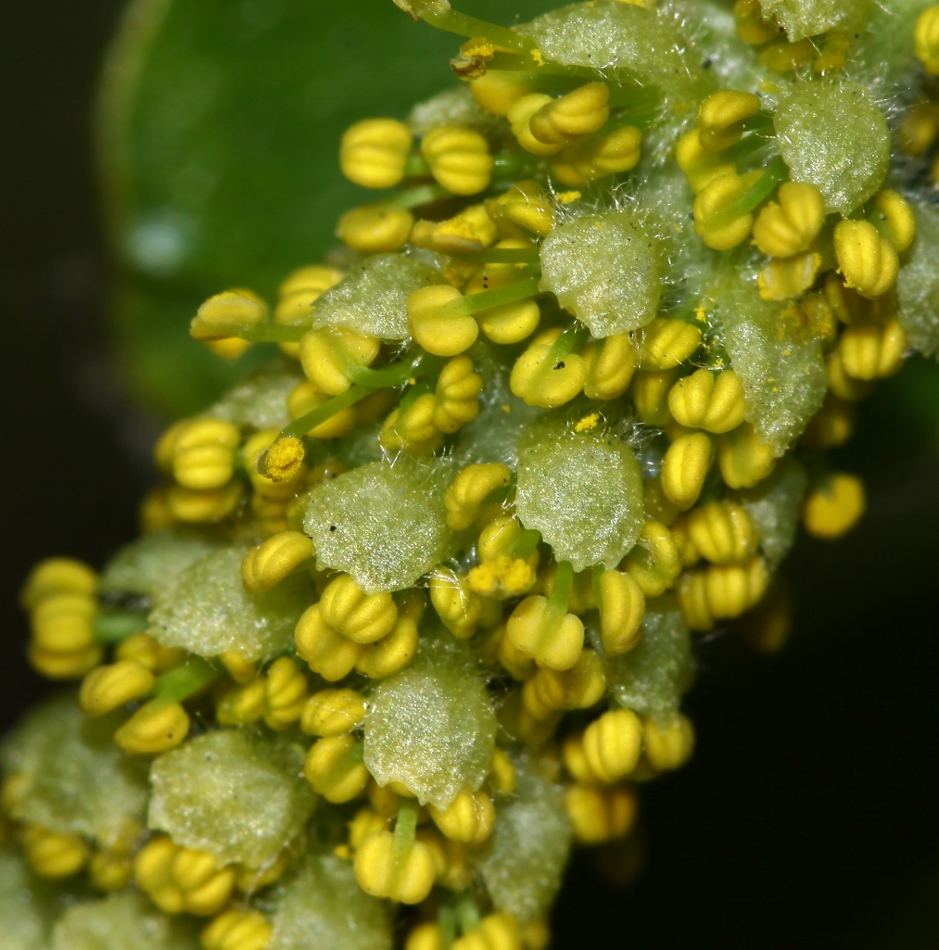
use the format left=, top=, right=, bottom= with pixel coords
left=98, top=0, right=555, bottom=417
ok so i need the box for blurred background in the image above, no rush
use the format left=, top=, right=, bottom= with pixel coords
left=2, top=1, right=939, bottom=945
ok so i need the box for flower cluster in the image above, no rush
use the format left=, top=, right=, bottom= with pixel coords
left=4, top=1, right=939, bottom=948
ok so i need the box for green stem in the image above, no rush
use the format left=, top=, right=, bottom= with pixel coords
left=546, top=560, right=574, bottom=625
left=455, top=891, right=482, bottom=935
left=392, top=799, right=420, bottom=864
left=437, top=906, right=457, bottom=950
left=403, top=0, right=533, bottom=53
left=236, top=324, right=308, bottom=343
left=457, top=246, right=541, bottom=264
left=93, top=611, right=149, bottom=643
left=444, top=276, right=541, bottom=316
left=154, top=656, right=219, bottom=704
left=727, top=155, right=789, bottom=217
left=385, top=182, right=449, bottom=209
left=512, top=527, right=541, bottom=560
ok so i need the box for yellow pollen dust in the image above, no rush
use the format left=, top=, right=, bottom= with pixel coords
left=531, top=48, right=545, bottom=65
left=556, top=190, right=582, bottom=205
left=574, top=412, right=600, bottom=432
left=263, top=437, right=305, bottom=482
left=695, top=305, right=707, bottom=323
left=467, top=555, right=535, bottom=598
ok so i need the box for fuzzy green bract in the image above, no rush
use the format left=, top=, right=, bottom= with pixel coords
left=606, top=595, right=692, bottom=718
left=149, top=547, right=311, bottom=661
left=741, top=456, right=809, bottom=567
left=539, top=211, right=665, bottom=337
left=364, top=637, right=497, bottom=809
left=759, top=0, right=871, bottom=41
left=100, top=527, right=224, bottom=601
left=0, top=695, right=149, bottom=845
left=208, top=359, right=302, bottom=431
left=897, top=202, right=939, bottom=359
left=516, top=417, right=644, bottom=572
left=773, top=78, right=890, bottom=216
left=312, top=253, right=443, bottom=341
left=0, top=851, right=61, bottom=950
left=478, top=760, right=572, bottom=925
left=303, top=456, right=454, bottom=593
left=718, top=279, right=827, bottom=455
left=267, top=854, right=391, bottom=950
left=147, top=729, right=315, bottom=869
left=51, top=893, right=199, bottom=950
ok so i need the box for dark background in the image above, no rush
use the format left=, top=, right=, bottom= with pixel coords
left=2, top=2, right=939, bottom=947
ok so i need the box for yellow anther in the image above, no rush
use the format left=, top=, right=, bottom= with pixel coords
left=687, top=500, right=756, bottom=564
left=406, top=922, right=443, bottom=950
left=632, top=368, right=679, bottom=426
left=421, top=125, right=493, bottom=195
left=643, top=713, right=695, bottom=771
left=597, top=570, right=645, bottom=656
left=166, top=482, right=244, bottom=524
left=477, top=513, right=525, bottom=562
left=668, top=368, right=746, bottom=434
left=453, top=913, right=522, bottom=950
left=217, top=651, right=256, bottom=684
left=202, top=908, right=273, bottom=950
left=489, top=748, right=517, bottom=797
left=337, top=204, right=414, bottom=253
left=871, top=190, right=916, bottom=254
left=28, top=642, right=103, bottom=681
left=301, top=687, right=366, bottom=736
left=703, top=557, right=769, bottom=621
left=381, top=395, right=443, bottom=455
left=241, top=530, right=314, bottom=595
left=299, top=326, right=380, bottom=395
left=697, top=89, right=761, bottom=152
left=529, top=82, right=610, bottom=146
left=583, top=333, right=637, bottom=400
left=190, top=290, right=267, bottom=342
left=826, top=348, right=875, bottom=401
left=639, top=318, right=703, bottom=370
left=733, top=0, right=779, bottom=44
left=353, top=828, right=436, bottom=904
left=260, top=436, right=305, bottom=484
left=915, top=6, right=939, bottom=74
left=508, top=94, right=565, bottom=156
left=165, top=419, right=242, bottom=491
left=582, top=708, right=643, bottom=783
left=717, top=423, right=777, bottom=489
left=294, top=603, right=364, bottom=681
left=340, top=118, right=412, bottom=189
left=752, top=181, right=825, bottom=258
left=116, top=632, right=185, bottom=675
left=487, top=180, right=556, bottom=238
left=444, top=463, right=511, bottom=531
left=434, top=355, right=483, bottom=433
left=550, top=125, right=642, bottom=187
left=694, top=169, right=762, bottom=250
left=758, top=251, right=822, bottom=301
left=23, top=824, right=89, bottom=879
left=30, top=592, right=95, bottom=654
left=114, top=699, right=190, bottom=755
left=478, top=298, right=541, bottom=346
left=275, top=265, right=344, bottom=357
left=834, top=220, right=899, bottom=299
left=350, top=804, right=391, bottom=848
left=89, top=849, right=133, bottom=892
left=526, top=649, right=607, bottom=715
left=428, top=788, right=495, bottom=845
left=79, top=660, right=155, bottom=716
left=319, top=573, right=398, bottom=645
left=510, top=328, right=587, bottom=408
left=623, top=520, right=683, bottom=598
left=643, top=478, right=680, bottom=528
left=470, top=70, right=532, bottom=116
left=675, top=129, right=737, bottom=194
left=670, top=515, right=700, bottom=568
left=565, top=784, right=637, bottom=845
left=676, top=570, right=712, bottom=631
left=899, top=102, right=939, bottom=157
left=801, top=393, right=856, bottom=448
left=216, top=679, right=266, bottom=726
left=171, top=848, right=237, bottom=916
left=355, top=613, right=420, bottom=679
left=760, top=39, right=815, bottom=73
left=407, top=285, right=480, bottom=357
left=468, top=555, right=537, bottom=602
left=803, top=473, right=866, bottom=540
left=134, top=837, right=184, bottom=914
left=813, top=29, right=850, bottom=74
left=661, top=431, right=713, bottom=511
left=430, top=567, right=484, bottom=639
left=507, top=595, right=584, bottom=672
left=263, top=656, right=308, bottom=730
left=837, top=316, right=906, bottom=381
left=413, top=203, right=498, bottom=256
left=305, top=734, right=370, bottom=803
left=236, top=853, right=290, bottom=894
left=21, top=557, right=96, bottom=609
